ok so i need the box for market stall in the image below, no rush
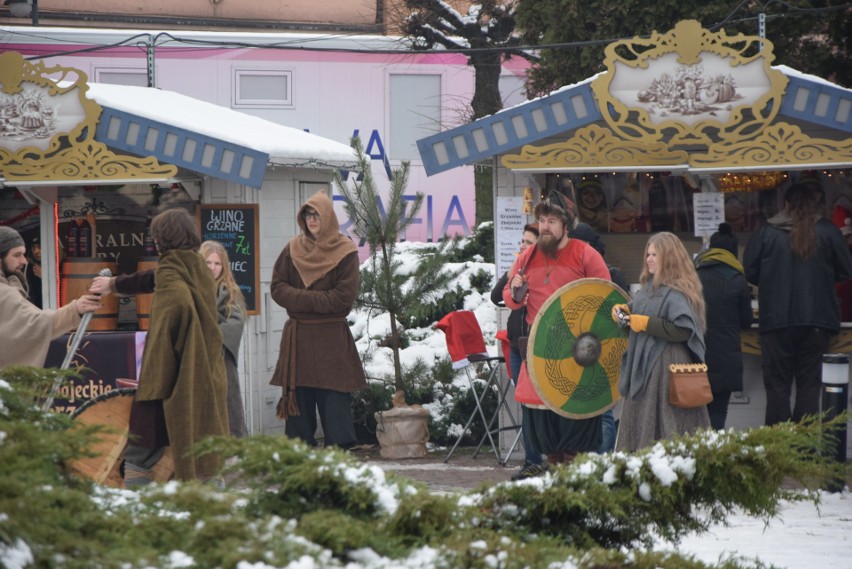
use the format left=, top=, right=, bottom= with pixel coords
left=1, top=52, right=358, bottom=431
left=416, top=19, right=852, bottom=450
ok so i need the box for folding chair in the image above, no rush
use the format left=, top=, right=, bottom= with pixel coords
left=436, top=310, right=522, bottom=464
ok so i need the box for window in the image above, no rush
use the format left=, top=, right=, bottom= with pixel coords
left=233, top=69, right=293, bottom=108
left=389, top=74, right=441, bottom=161
left=94, top=68, right=148, bottom=87
left=500, top=74, right=527, bottom=109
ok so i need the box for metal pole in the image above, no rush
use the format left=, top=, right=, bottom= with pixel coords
left=821, top=353, right=849, bottom=493
left=43, top=268, right=113, bottom=411
left=146, top=36, right=156, bottom=88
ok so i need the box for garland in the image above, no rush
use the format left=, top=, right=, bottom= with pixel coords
left=0, top=205, right=40, bottom=226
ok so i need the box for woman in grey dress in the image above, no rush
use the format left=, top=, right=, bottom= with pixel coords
left=611, top=232, right=710, bottom=452
left=201, top=240, right=248, bottom=437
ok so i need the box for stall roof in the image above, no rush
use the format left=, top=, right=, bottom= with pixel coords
left=86, top=83, right=359, bottom=188
left=417, top=65, right=852, bottom=176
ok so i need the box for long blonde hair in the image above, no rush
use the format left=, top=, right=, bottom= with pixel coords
left=200, top=240, right=245, bottom=318
left=639, top=232, right=706, bottom=332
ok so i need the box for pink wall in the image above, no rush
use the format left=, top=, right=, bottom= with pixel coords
left=2, top=30, right=524, bottom=257
left=30, top=0, right=379, bottom=26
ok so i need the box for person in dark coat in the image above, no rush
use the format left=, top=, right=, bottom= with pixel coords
left=695, top=223, right=753, bottom=430
left=744, top=183, right=852, bottom=425
left=270, top=191, right=366, bottom=448
left=570, top=222, right=629, bottom=292
left=491, top=223, right=541, bottom=479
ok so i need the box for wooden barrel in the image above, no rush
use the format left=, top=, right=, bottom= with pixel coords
left=60, top=258, right=118, bottom=331
left=136, top=257, right=159, bottom=331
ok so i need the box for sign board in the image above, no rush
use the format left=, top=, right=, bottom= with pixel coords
left=693, top=192, right=725, bottom=237
left=197, top=204, right=260, bottom=314
left=495, top=196, right=526, bottom=277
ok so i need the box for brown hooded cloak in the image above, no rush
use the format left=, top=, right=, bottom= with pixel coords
left=133, top=248, right=229, bottom=480
left=269, top=191, right=366, bottom=412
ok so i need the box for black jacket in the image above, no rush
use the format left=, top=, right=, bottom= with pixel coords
left=744, top=215, right=852, bottom=334
left=491, top=272, right=527, bottom=348
left=696, top=254, right=754, bottom=392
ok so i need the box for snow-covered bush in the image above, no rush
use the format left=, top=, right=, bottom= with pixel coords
left=1, top=365, right=845, bottom=569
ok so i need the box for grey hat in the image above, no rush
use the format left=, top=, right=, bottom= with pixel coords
left=0, top=226, right=25, bottom=257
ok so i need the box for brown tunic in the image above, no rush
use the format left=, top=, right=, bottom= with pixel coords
left=269, top=247, right=366, bottom=394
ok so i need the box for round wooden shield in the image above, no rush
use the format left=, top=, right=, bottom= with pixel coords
left=527, top=278, right=630, bottom=419
left=70, top=388, right=136, bottom=486
left=70, top=388, right=174, bottom=486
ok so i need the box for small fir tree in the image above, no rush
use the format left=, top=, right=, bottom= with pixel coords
left=335, top=136, right=460, bottom=402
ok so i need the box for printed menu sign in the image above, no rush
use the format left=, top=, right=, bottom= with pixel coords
left=693, top=192, right=725, bottom=237
left=197, top=204, right=260, bottom=314
left=495, top=196, right=526, bottom=277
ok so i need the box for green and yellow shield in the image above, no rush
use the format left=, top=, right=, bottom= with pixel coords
left=527, top=278, right=629, bottom=419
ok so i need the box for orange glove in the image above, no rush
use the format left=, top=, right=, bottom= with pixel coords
left=629, top=314, right=649, bottom=333
left=611, top=303, right=630, bottom=323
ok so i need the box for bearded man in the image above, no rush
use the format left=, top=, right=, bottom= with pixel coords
left=0, top=226, right=101, bottom=368
left=503, top=192, right=611, bottom=469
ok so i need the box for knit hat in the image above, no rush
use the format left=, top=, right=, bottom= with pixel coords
left=709, top=222, right=738, bottom=256
left=534, top=189, right=577, bottom=229
left=0, top=226, right=25, bottom=257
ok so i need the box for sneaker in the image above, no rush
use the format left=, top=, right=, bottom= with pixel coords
left=511, top=462, right=548, bottom=481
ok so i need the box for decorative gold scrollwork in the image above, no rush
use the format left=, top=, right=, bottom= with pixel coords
left=501, top=125, right=689, bottom=170
left=692, top=123, right=852, bottom=169
left=591, top=19, right=788, bottom=148
left=0, top=51, right=177, bottom=182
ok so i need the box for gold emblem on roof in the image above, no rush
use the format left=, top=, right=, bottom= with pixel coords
left=0, top=52, right=177, bottom=183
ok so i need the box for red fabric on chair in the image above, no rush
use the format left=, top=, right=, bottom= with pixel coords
left=435, top=310, right=488, bottom=368
left=495, top=329, right=512, bottom=379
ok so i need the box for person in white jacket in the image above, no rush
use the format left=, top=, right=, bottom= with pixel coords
left=0, top=226, right=101, bottom=369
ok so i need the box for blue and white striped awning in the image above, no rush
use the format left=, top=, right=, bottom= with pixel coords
left=95, top=106, right=268, bottom=188
left=417, top=79, right=601, bottom=176
left=417, top=68, right=852, bottom=176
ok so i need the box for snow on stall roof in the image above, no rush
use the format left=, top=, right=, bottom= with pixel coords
left=773, top=64, right=850, bottom=90
left=84, top=83, right=359, bottom=168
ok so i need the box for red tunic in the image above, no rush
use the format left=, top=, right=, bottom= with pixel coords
left=503, top=238, right=611, bottom=406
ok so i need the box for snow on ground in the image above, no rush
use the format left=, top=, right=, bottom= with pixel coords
left=667, top=491, right=852, bottom=568
left=350, top=243, right=852, bottom=569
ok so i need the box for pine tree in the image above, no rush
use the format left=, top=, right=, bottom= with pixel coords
left=335, top=136, right=461, bottom=400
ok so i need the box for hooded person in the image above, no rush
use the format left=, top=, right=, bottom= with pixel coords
left=270, top=190, right=366, bottom=448
left=695, top=223, right=754, bottom=430
left=0, top=226, right=101, bottom=368
left=125, top=208, right=229, bottom=485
